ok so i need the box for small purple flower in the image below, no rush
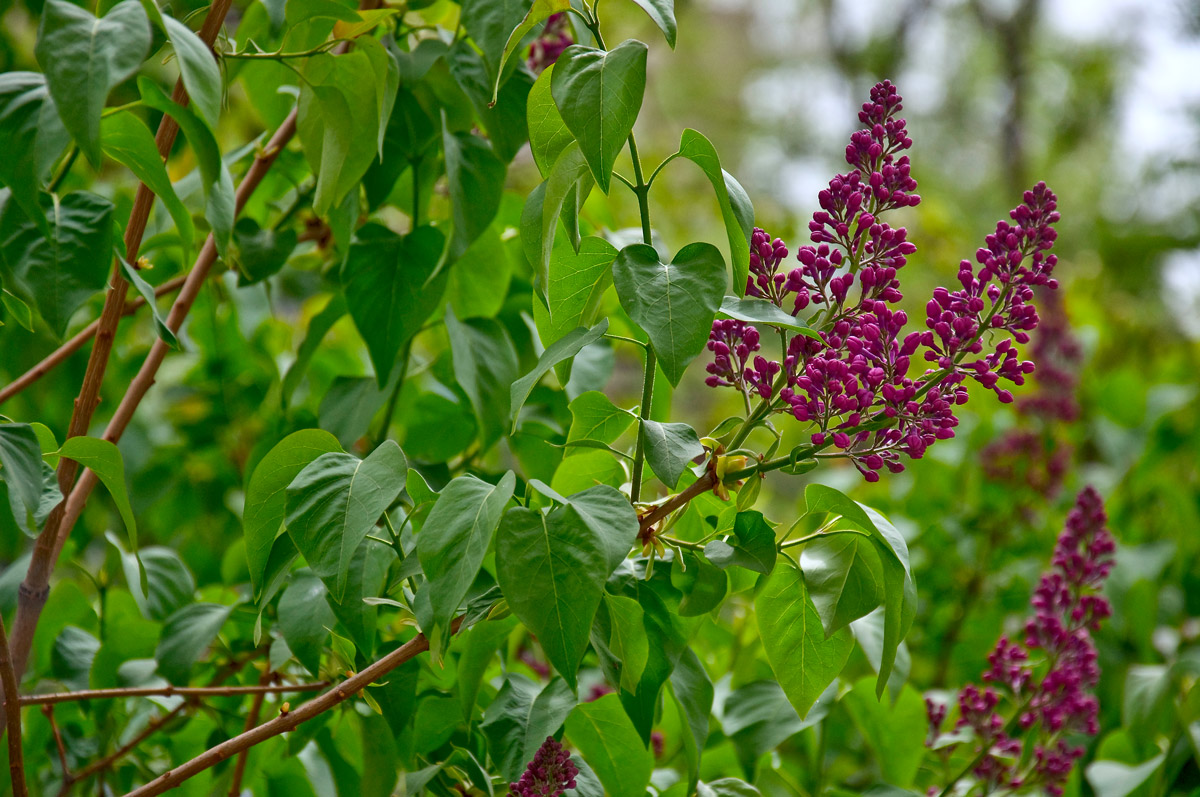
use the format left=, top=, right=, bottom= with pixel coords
left=509, top=736, right=579, bottom=797
left=527, top=14, right=573, bottom=74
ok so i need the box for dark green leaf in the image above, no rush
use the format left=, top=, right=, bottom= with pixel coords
left=673, top=551, right=728, bottom=616
left=278, top=570, right=336, bottom=677
left=628, top=0, right=677, bottom=47
left=155, top=602, right=234, bottom=683
left=704, top=510, right=777, bottom=574
left=107, top=532, right=194, bottom=621
left=326, top=537, right=392, bottom=654
left=341, top=225, right=447, bottom=386
left=612, top=242, right=726, bottom=386
left=669, top=647, right=713, bottom=793
left=605, top=594, right=649, bottom=692
left=0, top=190, right=113, bottom=339
left=35, top=0, right=151, bottom=166
left=642, top=419, right=703, bottom=489
left=232, top=218, right=297, bottom=285
left=443, top=127, right=507, bottom=258
left=0, top=424, right=48, bottom=537
left=490, top=0, right=571, bottom=102
left=719, top=296, right=819, bottom=335
left=445, top=307, right=520, bottom=449
left=754, top=563, right=854, bottom=718
left=550, top=42, right=648, bottom=193
left=0, top=73, right=70, bottom=231
left=800, top=531, right=885, bottom=636
left=511, top=320, right=609, bottom=431
left=163, top=16, right=222, bottom=129
left=52, top=626, right=99, bottom=690
left=565, top=694, right=653, bottom=797
left=281, top=295, right=348, bottom=406
left=458, top=0, right=532, bottom=89
left=243, top=429, right=342, bottom=598
left=284, top=441, right=406, bottom=600
left=446, top=40, right=533, bottom=163
left=481, top=674, right=577, bottom=782
left=118, top=257, right=179, bottom=347
left=417, top=472, right=516, bottom=646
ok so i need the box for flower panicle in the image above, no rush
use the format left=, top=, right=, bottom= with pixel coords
left=509, top=736, right=579, bottom=797
left=705, top=80, right=1063, bottom=483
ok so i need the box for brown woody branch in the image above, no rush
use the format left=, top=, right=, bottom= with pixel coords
left=22, top=680, right=328, bottom=707
left=0, top=615, right=27, bottom=797
left=125, top=620, right=458, bottom=796
left=227, top=669, right=273, bottom=796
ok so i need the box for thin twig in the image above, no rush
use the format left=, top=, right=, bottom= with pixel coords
left=0, top=615, right=27, bottom=797
left=227, top=669, right=273, bottom=796
left=43, top=705, right=71, bottom=781
left=22, top=680, right=328, bottom=706
left=125, top=619, right=461, bottom=796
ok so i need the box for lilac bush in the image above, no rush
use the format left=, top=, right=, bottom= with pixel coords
left=509, top=736, right=579, bottom=797
left=705, top=81, right=1063, bottom=482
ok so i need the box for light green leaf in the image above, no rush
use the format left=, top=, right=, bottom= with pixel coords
left=704, top=510, right=777, bottom=574
left=605, top=594, right=649, bottom=693
left=35, top=0, right=151, bottom=167
left=628, top=0, right=677, bottom=47
left=59, top=436, right=137, bottom=549
left=527, top=62, right=574, bottom=178
left=566, top=391, right=635, bottom=453
left=1086, top=755, right=1167, bottom=797
left=755, top=563, right=854, bottom=718
left=719, top=296, right=820, bottom=336
left=163, top=16, right=222, bottom=129
left=284, top=441, right=407, bottom=600
left=243, top=429, right=342, bottom=598
left=0, top=423, right=47, bottom=536
left=612, top=242, right=726, bottom=386
left=669, top=648, right=713, bottom=792
left=117, top=257, right=179, bottom=348
left=447, top=223, right=513, bottom=320
left=0, top=73, right=71, bottom=232
left=155, top=602, right=234, bottom=683
left=511, top=320, right=609, bottom=431
left=481, top=674, right=577, bottom=782
left=533, top=143, right=593, bottom=290
left=417, top=472, right=516, bottom=647
left=102, top=112, right=195, bottom=252
left=673, top=551, right=728, bottom=616
left=341, top=225, right=447, bottom=387
left=550, top=42, right=647, bottom=193
left=565, top=694, right=653, bottom=797
left=490, top=0, right=571, bottom=102
left=800, top=531, right=886, bottom=636
left=642, top=419, right=703, bottom=489
left=534, top=235, right=618, bottom=348
left=0, top=190, right=114, bottom=339
left=445, top=307, right=520, bottom=449
left=842, top=678, right=927, bottom=788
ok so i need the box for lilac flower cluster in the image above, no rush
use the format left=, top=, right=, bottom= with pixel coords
left=527, top=14, right=573, bottom=74
left=704, top=81, right=1062, bottom=482
left=927, top=487, right=1115, bottom=796
left=510, top=736, right=579, bottom=797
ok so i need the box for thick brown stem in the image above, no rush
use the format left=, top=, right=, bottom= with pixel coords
left=638, top=472, right=717, bottom=534
left=8, top=0, right=236, bottom=686
left=0, top=274, right=187, bottom=407
left=21, top=679, right=327, bottom=706
left=125, top=620, right=459, bottom=796
left=0, top=617, right=27, bottom=797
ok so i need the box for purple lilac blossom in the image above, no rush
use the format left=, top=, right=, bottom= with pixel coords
left=509, top=736, right=579, bottom=797
left=704, top=80, right=1062, bottom=482
left=927, top=487, right=1115, bottom=796
left=527, top=14, right=573, bottom=74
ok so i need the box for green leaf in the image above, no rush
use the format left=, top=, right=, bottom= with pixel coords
left=456, top=616, right=516, bottom=720
left=612, top=242, right=726, bottom=386
left=243, top=430, right=342, bottom=598
left=35, top=0, right=151, bottom=167
left=445, top=308, right=520, bottom=449
left=442, top=127, right=506, bottom=258
left=566, top=391, right=635, bottom=452
left=0, top=190, right=114, bottom=339
left=326, top=537, right=392, bottom=654
left=699, top=780, right=764, bottom=797
left=803, top=483, right=915, bottom=697
left=417, top=472, right=516, bottom=646
left=232, top=218, right=297, bottom=285
left=800, top=532, right=885, bottom=636
left=669, top=648, right=713, bottom=793
left=642, top=419, right=703, bottom=489
left=755, top=563, right=854, bottom=718
left=1122, top=664, right=1173, bottom=738
left=719, top=296, right=819, bottom=336
left=446, top=40, right=533, bottom=163
left=511, top=320, right=609, bottom=431
left=490, top=0, right=571, bottom=103
left=496, top=488, right=637, bottom=687
left=155, top=602, right=234, bottom=683
left=550, top=42, right=647, bottom=193
left=284, top=441, right=407, bottom=600
left=481, top=674, right=577, bottom=782
left=59, top=436, right=138, bottom=550
left=0, top=423, right=47, bottom=536
left=2, top=290, right=34, bottom=331
left=341, top=225, right=447, bottom=387
left=107, top=532, right=194, bottom=622
left=281, top=295, right=347, bottom=406
left=1085, top=755, right=1167, bottom=797
left=102, top=112, right=195, bottom=251
left=628, top=0, right=677, bottom=47
left=672, top=129, right=755, bottom=295
left=605, top=594, right=649, bottom=693
left=279, top=570, right=337, bottom=677
left=722, top=679, right=823, bottom=762
left=447, top=223, right=513, bottom=319
left=527, top=63, right=574, bottom=178
left=704, top=510, right=777, bottom=574
left=842, top=678, right=927, bottom=788
left=565, top=694, right=653, bottom=797
left=117, top=257, right=179, bottom=348
left=526, top=144, right=591, bottom=290
left=296, top=49, right=389, bottom=216
left=0, top=73, right=70, bottom=232
left=458, top=0, right=532, bottom=89
left=163, top=16, right=222, bottom=129
left=850, top=608, right=911, bottom=702
left=365, top=89, right=437, bottom=209
left=136, top=77, right=234, bottom=256
left=534, top=235, right=618, bottom=348
left=673, top=551, right=728, bottom=616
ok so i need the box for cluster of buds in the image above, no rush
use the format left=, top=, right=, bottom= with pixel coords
left=927, top=487, right=1115, bottom=795
left=705, top=80, right=1063, bottom=482
left=509, top=736, right=579, bottom=797
left=527, top=14, right=573, bottom=74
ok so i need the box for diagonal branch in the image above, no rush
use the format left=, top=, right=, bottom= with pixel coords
left=21, top=679, right=328, bottom=706
left=0, top=615, right=27, bottom=797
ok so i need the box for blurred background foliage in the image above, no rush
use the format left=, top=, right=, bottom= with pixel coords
left=2, top=0, right=1199, bottom=793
